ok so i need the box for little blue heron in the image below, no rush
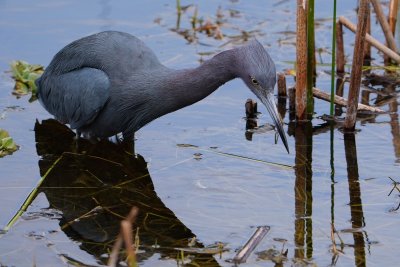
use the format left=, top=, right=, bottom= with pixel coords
left=37, top=31, right=289, bottom=152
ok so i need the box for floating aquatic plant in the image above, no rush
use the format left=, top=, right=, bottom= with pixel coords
left=0, top=129, right=18, bottom=157
left=10, top=60, right=44, bottom=102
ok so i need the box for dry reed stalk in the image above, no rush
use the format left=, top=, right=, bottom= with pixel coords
left=339, top=16, right=400, bottom=64
left=389, top=0, right=399, bottom=34
left=121, top=220, right=136, bottom=264
left=371, top=0, right=398, bottom=53
left=336, top=21, right=345, bottom=74
left=344, top=0, right=370, bottom=130
left=277, top=72, right=287, bottom=97
left=312, top=87, right=384, bottom=113
left=296, top=0, right=308, bottom=120
left=108, top=207, right=139, bottom=267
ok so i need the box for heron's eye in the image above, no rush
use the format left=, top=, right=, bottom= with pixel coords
left=250, top=77, right=259, bottom=85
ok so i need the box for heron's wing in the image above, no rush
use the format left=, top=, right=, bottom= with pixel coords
left=46, top=31, right=162, bottom=79
left=37, top=67, right=110, bottom=129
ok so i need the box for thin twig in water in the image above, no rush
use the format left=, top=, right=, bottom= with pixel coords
left=388, top=176, right=400, bottom=196
left=177, top=144, right=293, bottom=169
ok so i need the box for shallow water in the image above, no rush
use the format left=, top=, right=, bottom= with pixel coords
left=1, top=0, right=400, bottom=266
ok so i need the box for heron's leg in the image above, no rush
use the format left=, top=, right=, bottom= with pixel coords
left=72, top=130, right=82, bottom=151
left=122, top=132, right=136, bottom=156
left=115, top=133, right=124, bottom=144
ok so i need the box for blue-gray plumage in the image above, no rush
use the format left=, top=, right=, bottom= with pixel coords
left=37, top=31, right=289, bottom=152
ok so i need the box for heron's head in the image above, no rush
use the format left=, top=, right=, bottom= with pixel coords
left=236, top=39, right=289, bottom=153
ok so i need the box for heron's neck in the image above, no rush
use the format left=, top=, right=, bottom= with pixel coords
left=163, top=50, right=237, bottom=113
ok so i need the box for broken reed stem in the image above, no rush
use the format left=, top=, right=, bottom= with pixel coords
left=233, top=226, right=270, bottom=264
left=312, top=87, right=384, bottom=113
left=371, top=0, right=398, bottom=53
left=277, top=73, right=287, bottom=97
left=121, top=221, right=136, bottom=266
left=296, top=0, right=308, bottom=120
left=344, top=0, right=370, bottom=131
left=245, top=98, right=258, bottom=118
left=336, top=21, right=345, bottom=74
left=339, top=16, right=400, bottom=64
left=108, top=207, right=139, bottom=267
left=389, top=0, right=399, bottom=35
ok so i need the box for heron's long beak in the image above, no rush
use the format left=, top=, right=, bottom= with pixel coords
left=260, top=92, right=289, bottom=153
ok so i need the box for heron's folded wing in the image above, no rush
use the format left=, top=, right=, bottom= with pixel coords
left=38, top=67, right=110, bottom=129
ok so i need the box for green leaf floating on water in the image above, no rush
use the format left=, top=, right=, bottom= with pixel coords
left=10, top=60, right=44, bottom=102
left=0, top=129, right=19, bottom=157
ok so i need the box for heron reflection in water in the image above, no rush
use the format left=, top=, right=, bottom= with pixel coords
left=35, top=119, right=222, bottom=266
